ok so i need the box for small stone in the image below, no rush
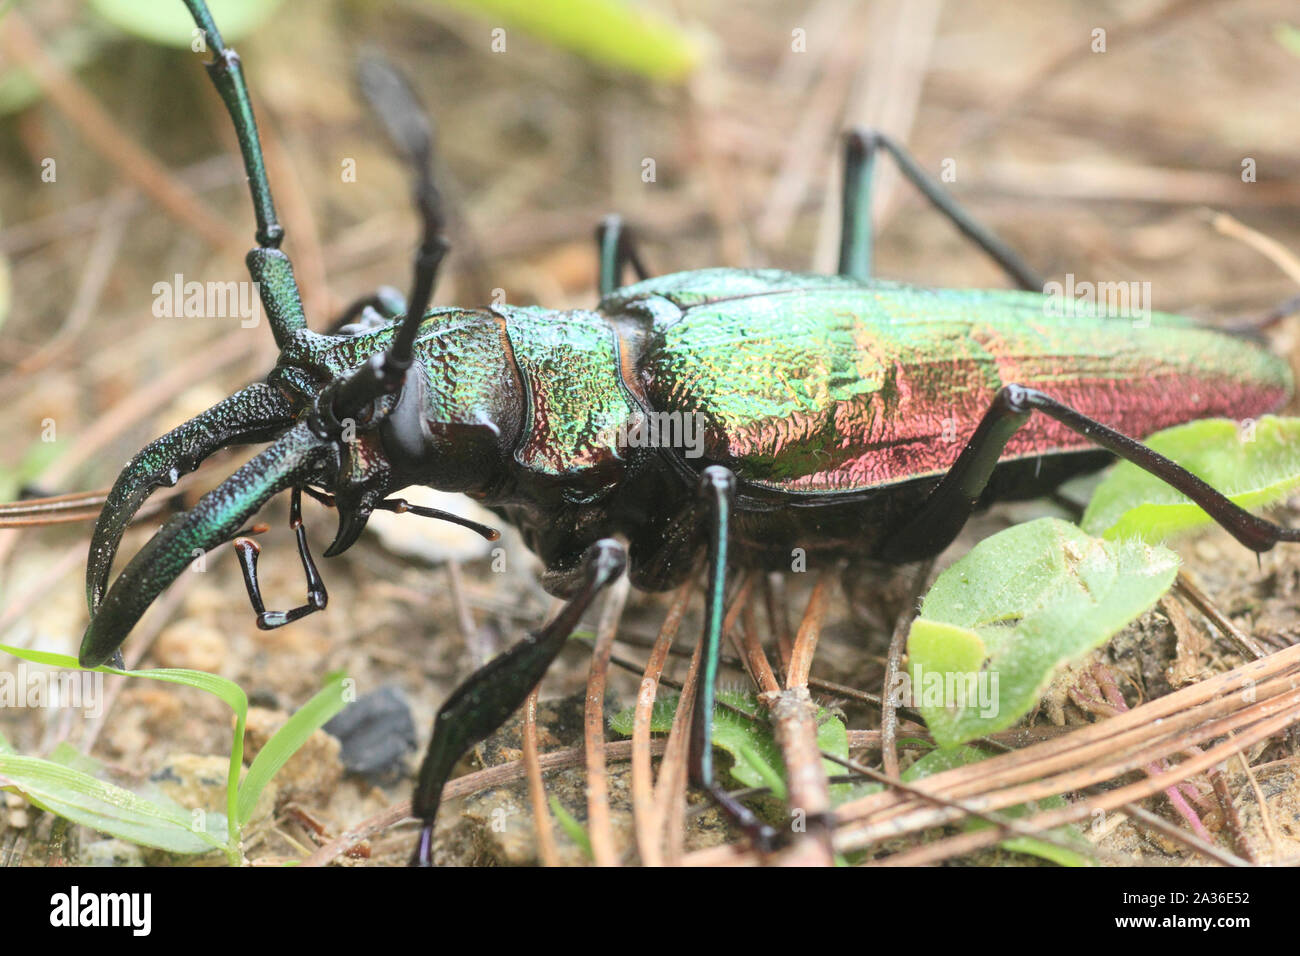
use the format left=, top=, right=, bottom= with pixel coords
left=323, top=686, right=417, bottom=785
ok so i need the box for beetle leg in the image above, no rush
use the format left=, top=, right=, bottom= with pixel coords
left=693, top=466, right=780, bottom=851
left=837, top=128, right=1043, bottom=291
left=232, top=487, right=327, bottom=629
left=883, top=384, right=1300, bottom=563
left=1222, top=291, right=1300, bottom=335
left=410, top=539, right=627, bottom=866
left=596, top=214, right=651, bottom=298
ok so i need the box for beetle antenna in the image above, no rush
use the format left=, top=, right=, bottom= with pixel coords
left=317, top=56, right=448, bottom=429
left=357, top=54, right=446, bottom=367
left=319, top=57, right=447, bottom=429
left=301, top=486, right=500, bottom=544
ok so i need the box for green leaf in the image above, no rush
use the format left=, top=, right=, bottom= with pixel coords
left=904, top=746, right=1093, bottom=866
left=87, top=0, right=286, bottom=46
left=237, top=673, right=348, bottom=826
left=0, top=642, right=246, bottom=854
left=907, top=517, right=1177, bottom=748
left=0, top=753, right=225, bottom=854
left=1081, top=416, right=1300, bottom=542
left=548, top=796, right=593, bottom=860
left=609, top=690, right=851, bottom=801
left=1276, top=23, right=1300, bottom=58
left=430, top=0, right=699, bottom=82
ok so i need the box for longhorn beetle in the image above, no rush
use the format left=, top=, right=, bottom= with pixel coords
left=77, top=0, right=1299, bottom=864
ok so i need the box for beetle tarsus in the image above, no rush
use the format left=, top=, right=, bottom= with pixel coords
left=234, top=487, right=328, bottom=630
left=411, top=823, right=435, bottom=867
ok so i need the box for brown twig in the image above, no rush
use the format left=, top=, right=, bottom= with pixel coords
left=631, top=581, right=690, bottom=867
left=785, top=573, right=830, bottom=690
left=1176, top=571, right=1268, bottom=660
left=653, top=627, right=703, bottom=866
left=521, top=686, right=559, bottom=867
left=861, top=701, right=1298, bottom=866
left=762, top=573, right=793, bottom=680
left=686, top=642, right=1300, bottom=865
left=582, top=574, right=630, bottom=866
left=880, top=561, right=931, bottom=778
left=300, top=736, right=666, bottom=867
left=1208, top=210, right=1300, bottom=287
left=740, top=603, right=781, bottom=695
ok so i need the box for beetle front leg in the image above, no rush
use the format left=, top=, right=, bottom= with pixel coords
left=837, top=128, right=1043, bottom=291
left=595, top=214, right=651, bottom=298
left=410, top=538, right=626, bottom=866
left=882, top=383, right=1300, bottom=563
left=692, top=466, right=779, bottom=851
left=232, top=487, right=327, bottom=629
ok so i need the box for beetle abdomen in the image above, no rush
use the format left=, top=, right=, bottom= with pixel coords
left=621, top=270, right=1292, bottom=495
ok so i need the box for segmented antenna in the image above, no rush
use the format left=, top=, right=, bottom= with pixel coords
left=322, top=56, right=448, bottom=426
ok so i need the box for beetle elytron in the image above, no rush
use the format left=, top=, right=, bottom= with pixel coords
left=76, top=0, right=1298, bottom=863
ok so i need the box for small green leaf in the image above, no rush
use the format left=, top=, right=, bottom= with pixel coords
left=0, top=753, right=225, bottom=854
left=904, top=746, right=1093, bottom=866
left=0, top=643, right=348, bottom=860
left=0, top=642, right=246, bottom=854
left=430, top=0, right=699, bottom=82
left=237, top=673, right=348, bottom=826
left=1082, top=416, right=1300, bottom=542
left=609, top=690, right=850, bottom=801
left=907, top=518, right=1177, bottom=748
left=548, top=795, right=593, bottom=860
left=88, top=0, right=286, bottom=46
left=1276, top=23, right=1300, bottom=57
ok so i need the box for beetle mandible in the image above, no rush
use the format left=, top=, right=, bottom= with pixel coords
left=78, top=0, right=1298, bottom=864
